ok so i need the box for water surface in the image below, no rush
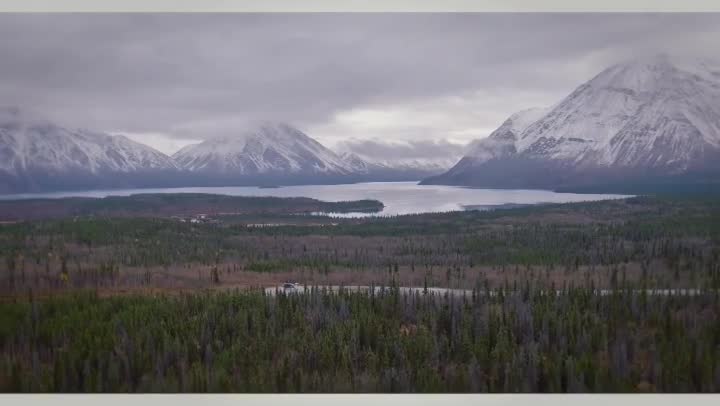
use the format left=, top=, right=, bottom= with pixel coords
left=0, top=181, right=629, bottom=216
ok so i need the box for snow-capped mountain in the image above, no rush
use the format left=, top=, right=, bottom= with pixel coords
left=423, top=55, right=720, bottom=190
left=339, top=152, right=375, bottom=173
left=173, top=122, right=355, bottom=177
left=341, top=153, right=461, bottom=175
left=0, top=107, right=178, bottom=193
left=335, top=139, right=466, bottom=176
left=0, top=111, right=452, bottom=193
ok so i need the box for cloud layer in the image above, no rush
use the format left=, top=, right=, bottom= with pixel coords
left=1, top=13, right=719, bottom=153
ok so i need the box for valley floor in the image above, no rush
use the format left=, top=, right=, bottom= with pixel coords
left=1, top=195, right=719, bottom=392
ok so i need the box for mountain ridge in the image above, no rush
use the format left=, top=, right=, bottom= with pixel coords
left=172, top=122, right=354, bottom=176
left=335, top=139, right=465, bottom=176
left=0, top=114, right=430, bottom=193
left=423, top=55, right=720, bottom=190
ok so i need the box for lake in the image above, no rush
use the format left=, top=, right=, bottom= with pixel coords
left=0, top=181, right=630, bottom=216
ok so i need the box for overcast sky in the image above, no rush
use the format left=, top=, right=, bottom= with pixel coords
left=1, top=13, right=719, bottom=154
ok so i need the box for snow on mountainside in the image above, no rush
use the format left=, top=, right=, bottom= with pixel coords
left=515, top=54, right=720, bottom=169
left=0, top=108, right=177, bottom=176
left=338, top=152, right=374, bottom=173
left=173, top=122, right=354, bottom=175
left=348, top=154, right=461, bottom=174
left=336, top=139, right=466, bottom=175
left=0, top=111, right=447, bottom=193
left=464, top=107, right=550, bottom=164
left=424, top=54, right=720, bottom=189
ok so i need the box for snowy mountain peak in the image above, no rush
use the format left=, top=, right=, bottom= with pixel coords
left=0, top=108, right=176, bottom=178
left=173, top=121, right=352, bottom=175
left=586, top=54, right=720, bottom=97
left=512, top=54, right=720, bottom=165
left=591, top=56, right=674, bottom=92
left=211, top=121, right=304, bottom=144
left=425, top=55, right=720, bottom=189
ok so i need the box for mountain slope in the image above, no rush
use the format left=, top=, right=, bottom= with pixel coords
left=335, top=139, right=466, bottom=176
left=0, top=108, right=178, bottom=193
left=1, top=112, right=458, bottom=193
left=173, top=122, right=355, bottom=177
left=338, top=151, right=460, bottom=176
left=423, top=55, right=720, bottom=190
left=172, top=122, right=466, bottom=185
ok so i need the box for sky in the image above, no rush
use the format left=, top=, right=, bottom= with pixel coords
left=1, top=13, right=719, bottom=155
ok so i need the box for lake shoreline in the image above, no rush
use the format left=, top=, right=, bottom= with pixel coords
left=0, top=181, right=630, bottom=217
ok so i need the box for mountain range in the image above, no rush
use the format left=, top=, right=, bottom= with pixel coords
left=0, top=111, right=448, bottom=193
left=336, top=139, right=465, bottom=177
left=0, top=108, right=181, bottom=193
left=3, top=54, right=720, bottom=194
left=423, top=55, right=720, bottom=192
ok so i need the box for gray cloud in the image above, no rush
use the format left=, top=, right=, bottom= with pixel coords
left=1, top=13, right=719, bottom=151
